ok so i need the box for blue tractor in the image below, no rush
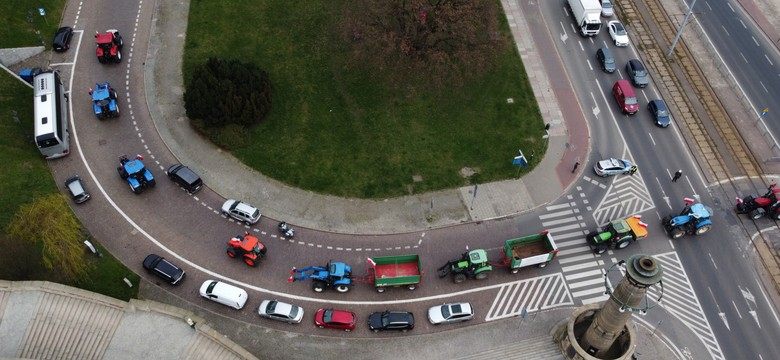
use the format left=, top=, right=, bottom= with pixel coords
left=91, top=82, right=119, bottom=119
left=289, top=262, right=352, bottom=293
left=117, top=155, right=155, bottom=194
left=662, top=200, right=713, bottom=239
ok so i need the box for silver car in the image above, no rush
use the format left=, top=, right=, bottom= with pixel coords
left=428, top=302, right=474, bottom=325
left=601, top=0, right=614, bottom=17
left=221, top=199, right=261, bottom=225
left=258, top=300, right=304, bottom=324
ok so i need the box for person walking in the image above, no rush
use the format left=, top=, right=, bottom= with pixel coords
left=672, top=170, right=682, bottom=182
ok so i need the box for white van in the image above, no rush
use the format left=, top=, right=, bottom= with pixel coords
left=199, top=280, right=248, bottom=310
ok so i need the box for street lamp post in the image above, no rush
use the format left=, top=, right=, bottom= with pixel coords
left=667, top=0, right=698, bottom=58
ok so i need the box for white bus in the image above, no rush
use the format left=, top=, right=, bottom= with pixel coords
left=33, top=70, right=70, bottom=159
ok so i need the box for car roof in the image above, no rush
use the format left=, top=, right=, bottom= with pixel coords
left=235, top=201, right=257, bottom=213
left=66, top=177, right=86, bottom=194
left=628, top=59, right=644, bottom=69
left=447, top=302, right=473, bottom=315
left=327, top=309, right=355, bottom=323
left=599, top=158, right=624, bottom=168
left=170, top=164, right=200, bottom=183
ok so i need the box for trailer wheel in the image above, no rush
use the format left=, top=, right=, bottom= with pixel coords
left=336, top=285, right=350, bottom=293
left=475, top=271, right=489, bottom=280
left=511, top=268, right=520, bottom=274
left=538, top=262, right=547, bottom=268
left=453, top=274, right=466, bottom=284
left=695, top=224, right=712, bottom=235
left=407, top=285, right=416, bottom=291
left=312, top=281, right=325, bottom=293
left=376, top=287, right=386, bottom=293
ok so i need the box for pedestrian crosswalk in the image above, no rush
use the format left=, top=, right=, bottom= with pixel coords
left=484, top=273, right=573, bottom=321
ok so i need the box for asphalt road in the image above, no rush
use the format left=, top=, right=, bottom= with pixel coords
left=38, top=0, right=780, bottom=358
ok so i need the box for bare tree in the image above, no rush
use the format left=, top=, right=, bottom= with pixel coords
left=342, top=0, right=508, bottom=89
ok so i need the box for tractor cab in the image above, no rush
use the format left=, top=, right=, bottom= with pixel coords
left=329, top=262, right=348, bottom=279
left=95, top=30, right=123, bottom=63
left=688, top=203, right=713, bottom=220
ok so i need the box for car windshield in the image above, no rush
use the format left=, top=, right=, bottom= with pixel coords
left=289, top=306, right=299, bottom=319
left=614, top=24, right=626, bottom=35
left=625, top=97, right=638, bottom=105
left=442, top=306, right=451, bottom=319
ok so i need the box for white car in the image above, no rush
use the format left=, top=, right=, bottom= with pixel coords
left=608, top=21, right=629, bottom=47
left=221, top=199, right=261, bottom=225
left=199, top=280, right=248, bottom=310
left=428, top=302, right=474, bottom=325
left=258, top=300, right=304, bottom=324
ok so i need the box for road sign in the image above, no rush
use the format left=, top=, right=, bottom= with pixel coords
left=513, top=150, right=527, bottom=168
left=38, top=8, right=46, bottom=16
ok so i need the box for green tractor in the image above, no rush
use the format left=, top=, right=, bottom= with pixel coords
left=437, top=249, right=493, bottom=283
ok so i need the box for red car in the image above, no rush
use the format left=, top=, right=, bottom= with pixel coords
left=314, top=309, right=357, bottom=331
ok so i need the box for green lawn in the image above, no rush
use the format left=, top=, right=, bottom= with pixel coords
left=0, top=0, right=67, bottom=49
left=0, top=71, right=138, bottom=301
left=184, top=1, right=545, bottom=198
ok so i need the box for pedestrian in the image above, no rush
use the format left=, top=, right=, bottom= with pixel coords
left=629, top=165, right=638, bottom=176
left=672, top=170, right=682, bottom=182
left=572, top=161, right=580, bottom=173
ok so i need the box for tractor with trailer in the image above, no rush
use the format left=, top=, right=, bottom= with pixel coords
left=117, top=154, right=155, bottom=194
left=437, top=248, right=492, bottom=283
left=736, top=183, right=780, bottom=220
left=95, top=29, right=123, bottom=63
left=289, top=262, right=352, bottom=293
left=364, top=254, right=422, bottom=293
left=500, top=231, right=558, bottom=273
left=662, top=199, right=713, bottom=239
left=586, top=215, right=648, bottom=254
left=90, top=82, right=119, bottom=119
left=226, top=232, right=267, bottom=267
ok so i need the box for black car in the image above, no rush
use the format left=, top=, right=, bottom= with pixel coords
left=53, top=26, right=74, bottom=52
left=368, top=311, right=414, bottom=333
left=648, top=99, right=671, bottom=128
left=64, top=176, right=91, bottom=204
left=596, top=47, right=616, bottom=73
left=143, top=254, right=186, bottom=285
left=166, top=163, right=203, bottom=194
left=625, top=59, right=649, bottom=88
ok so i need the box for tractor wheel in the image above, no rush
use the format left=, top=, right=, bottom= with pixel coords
left=750, top=208, right=766, bottom=220
left=376, top=287, right=385, bottom=293
left=453, top=273, right=466, bottom=284
left=312, top=281, right=325, bottom=293
left=695, top=225, right=712, bottom=235
left=616, top=239, right=631, bottom=249
left=244, top=258, right=256, bottom=267
left=475, top=271, right=490, bottom=280
left=407, top=285, right=416, bottom=291
left=594, top=245, right=607, bottom=255
left=115, top=51, right=122, bottom=63
left=131, top=184, right=140, bottom=194
left=671, top=228, right=685, bottom=239
left=336, top=285, right=350, bottom=293
left=226, top=248, right=236, bottom=258
left=118, top=167, right=128, bottom=179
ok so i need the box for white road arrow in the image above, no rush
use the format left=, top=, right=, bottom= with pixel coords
left=560, top=22, right=568, bottom=43
left=740, top=286, right=761, bottom=328
left=709, top=287, right=730, bottom=330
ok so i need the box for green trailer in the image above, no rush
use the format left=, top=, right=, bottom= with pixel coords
left=501, top=231, right=558, bottom=273
left=369, top=254, right=422, bottom=293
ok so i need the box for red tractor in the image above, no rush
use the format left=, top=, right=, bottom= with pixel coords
left=227, top=232, right=267, bottom=267
left=736, top=183, right=780, bottom=220
left=95, top=29, right=124, bottom=64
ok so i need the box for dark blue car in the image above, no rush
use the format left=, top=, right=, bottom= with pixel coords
left=91, top=82, right=120, bottom=120
left=648, top=100, right=671, bottom=128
